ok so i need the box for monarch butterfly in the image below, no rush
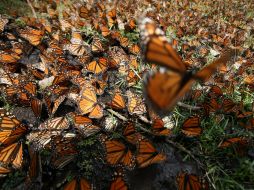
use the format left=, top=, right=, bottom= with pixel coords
left=78, top=84, right=103, bottom=119
left=100, top=25, right=111, bottom=37
left=119, top=36, right=129, bottom=48
left=110, top=176, right=128, bottom=190
left=125, top=19, right=136, bottom=32
left=127, top=91, right=146, bottom=115
left=79, top=6, right=90, bottom=18
left=181, top=116, right=201, bottom=137
left=152, top=118, right=171, bottom=136
left=52, top=154, right=76, bottom=169
left=64, top=178, right=91, bottom=190
left=107, top=8, right=117, bottom=28
left=86, top=57, right=108, bottom=74
left=101, top=136, right=135, bottom=168
left=136, top=139, right=166, bottom=168
left=0, top=50, right=20, bottom=63
left=123, top=122, right=141, bottom=145
left=10, top=41, right=23, bottom=55
left=18, top=26, right=44, bottom=46
left=27, top=148, right=41, bottom=182
left=49, top=134, right=77, bottom=157
left=0, top=109, right=21, bottom=130
left=0, top=142, right=23, bottom=169
left=91, top=76, right=108, bottom=95
left=208, top=85, right=223, bottom=98
left=129, top=56, right=138, bottom=69
left=23, top=82, right=37, bottom=96
left=203, top=98, right=220, bottom=116
left=0, top=165, right=11, bottom=176
left=177, top=172, right=209, bottom=190
left=218, top=137, right=247, bottom=148
left=128, top=44, right=140, bottom=55
left=140, top=18, right=233, bottom=112
left=0, top=17, right=8, bottom=32
left=70, top=112, right=101, bottom=137
left=236, top=110, right=253, bottom=119
left=107, top=46, right=129, bottom=68
left=0, top=124, right=28, bottom=146
left=222, top=98, right=238, bottom=114
left=107, top=90, right=126, bottom=110
left=91, top=37, right=105, bottom=53
left=38, top=117, right=69, bottom=130
left=64, top=32, right=86, bottom=56
left=51, top=95, right=66, bottom=115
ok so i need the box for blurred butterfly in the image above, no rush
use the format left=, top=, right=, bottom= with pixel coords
left=100, top=135, right=135, bottom=168
left=18, top=26, right=44, bottom=46
left=177, top=172, right=209, bottom=190
left=64, top=178, right=92, bottom=190
left=136, top=138, right=166, bottom=168
left=86, top=57, right=108, bottom=75
left=181, top=116, right=201, bottom=137
left=78, top=84, right=103, bottom=119
left=140, top=18, right=233, bottom=113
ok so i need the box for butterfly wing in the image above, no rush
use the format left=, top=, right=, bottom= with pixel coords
left=182, top=116, right=201, bottom=137
left=136, top=139, right=166, bottom=168
left=140, top=18, right=186, bottom=73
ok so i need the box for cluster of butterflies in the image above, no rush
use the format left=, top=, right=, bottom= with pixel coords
left=0, top=0, right=253, bottom=189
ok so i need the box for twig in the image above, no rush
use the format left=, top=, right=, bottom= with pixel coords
left=27, top=0, right=37, bottom=18
left=106, top=109, right=127, bottom=121
left=106, top=108, right=204, bottom=169
left=177, top=102, right=201, bottom=110
left=165, top=138, right=204, bottom=169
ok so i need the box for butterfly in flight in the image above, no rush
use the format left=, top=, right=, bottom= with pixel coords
left=139, top=18, right=234, bottom=113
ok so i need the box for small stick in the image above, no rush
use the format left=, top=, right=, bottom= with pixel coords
left=177, top=102, right=201, bottom=110
left=27, top=0, right=37, bottom=18
left=107, top=109, right=127, bottom=121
